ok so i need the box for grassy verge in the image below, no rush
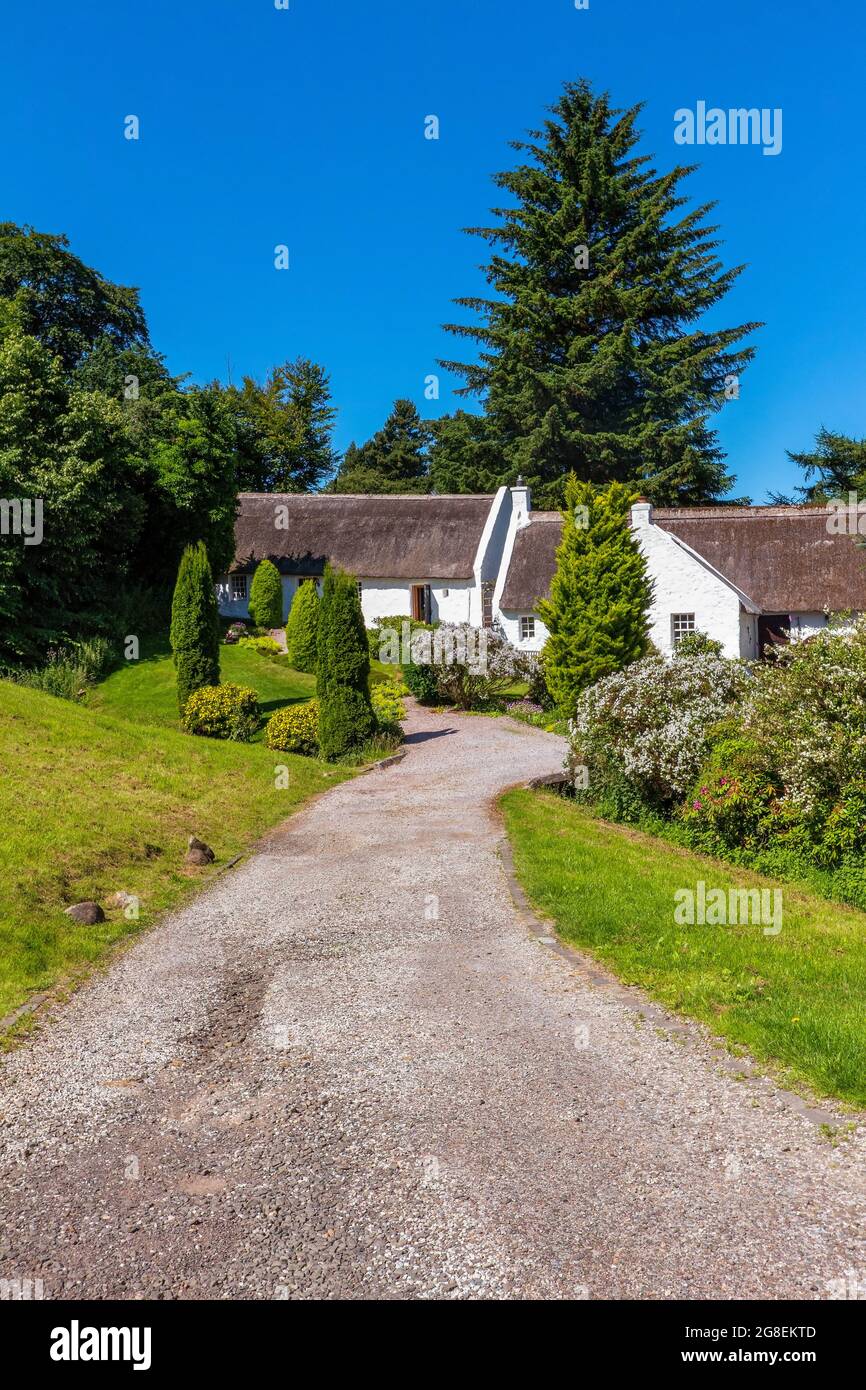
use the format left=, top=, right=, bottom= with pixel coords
left=87, top=635, right=316, bottom=738
left=0, top=680, right=351, bottom=1021
left=501, top=787, right=866, bottom=1107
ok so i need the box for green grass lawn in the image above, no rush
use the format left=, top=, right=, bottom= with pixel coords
left=0, top=680, right=351, bottom=1022
left=88, top=635, right=316, bottom=738
left=502, top=788, right=866, bottom=1108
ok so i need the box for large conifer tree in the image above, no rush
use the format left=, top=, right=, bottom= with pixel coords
left=441, top=79, right=758, bottom=507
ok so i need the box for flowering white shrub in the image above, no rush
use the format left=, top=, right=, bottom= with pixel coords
left=742, top=616, right=866, bottom=819
left=569, top=654, right=748, bottom=808
left=418, top=624, right=532, bottom=710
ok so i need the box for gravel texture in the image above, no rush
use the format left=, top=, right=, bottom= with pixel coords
left=1, top=703, right=865, bottom=1301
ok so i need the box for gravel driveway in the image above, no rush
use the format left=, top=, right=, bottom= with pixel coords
left=1, top=703, right=865, bottom=1300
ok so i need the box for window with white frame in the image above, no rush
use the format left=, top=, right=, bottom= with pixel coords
left=231, top=574, right=248, bottom=602
left=672, top=613, right=695, bottom=646
left=356, top=581, right=363, bottom=600
left=520, top=615, right=536, bottom=642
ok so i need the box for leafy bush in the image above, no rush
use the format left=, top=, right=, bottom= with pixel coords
left=526, top=647, right=554, bottom=710
left=674, top=630, right=724, bottom=659
left=265, top=699, right=320, bottom=755
left=370, top=677, right=406, bottom=731
left=181, top=683, right=259, bottom=741
left=248, top=559, right=283, bottom=629
left=317, top=566, right=376, bottom=759
left=403, top=660, right=440, bottom=703
left=224, top=620, right=248, bottom=645
left=285, top=580, right=320, bottom=673
left=742, top=620, right=866, bottom=825
left=3, top=637, right=116, bottom=702
left=170, top=542, right=220, bottom=712
left=569, top=653, right=748, bottom=813
left=681, top=726, right=782, bottom=854
left=237, top=634, right=283, bottom=656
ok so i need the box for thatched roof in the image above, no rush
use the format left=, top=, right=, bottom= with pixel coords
left=655, top=507, right=866, bottom=612
left=499, top=504, right=866, bottom=614
left=231, top=493, right=495, bottom=580
left=499, top=514, right=563, bottom=610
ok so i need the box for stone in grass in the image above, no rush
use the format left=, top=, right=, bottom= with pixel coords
left=185, top=835, right=215, bottom=866
left=64, top=901, right=105, bottom=925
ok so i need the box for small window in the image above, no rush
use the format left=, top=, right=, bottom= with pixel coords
left=520, top=615, right=536, bottom=642
left=356, top=581, right=363, bottom=599
left=672, top=613, right=695, bottom=646
left=231, top=574, right=248, bottom=602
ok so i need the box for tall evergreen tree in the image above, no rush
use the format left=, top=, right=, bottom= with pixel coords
left=538, top=477, right=652, bottom=715
left=170, top=542, right=221, bottom=712
left=329, top=399, right=431, bottom=493
left=441, top=79, right=758, bottom=508
left=317, top=566, right=375, bottom=759
left=785, top=428, right=866, bottom=502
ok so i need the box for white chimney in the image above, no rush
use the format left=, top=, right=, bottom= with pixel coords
left=511, top=476, right=531, bottom=528
left=630, top=497, right=653, bottom=528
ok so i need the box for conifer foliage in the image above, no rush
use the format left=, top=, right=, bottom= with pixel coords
left=538, top=477, right=653, bottom=715
left=248, top=558, right=283, bottom=629
left=441, top=79, right=758, bottom=507
left=285, top=579, right=320, bottom=673
left=316, top=566, right=375, bottom=759
left=170, top=542, right=221, bottom=713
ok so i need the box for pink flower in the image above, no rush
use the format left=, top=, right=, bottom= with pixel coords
left=693, top=799, right=703, bottom=810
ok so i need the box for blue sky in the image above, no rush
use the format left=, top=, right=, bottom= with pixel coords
left=3, top=0, right=864, bottom=500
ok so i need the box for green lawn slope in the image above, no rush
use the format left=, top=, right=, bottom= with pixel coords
left=0, top=680, right=349, bottom=1020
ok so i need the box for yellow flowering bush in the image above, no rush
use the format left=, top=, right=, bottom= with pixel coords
left=182, top=683, right=260, bottom=742
left=265, top=699, right=320, bottom=755
left=371, top=677, right=406, bottom=730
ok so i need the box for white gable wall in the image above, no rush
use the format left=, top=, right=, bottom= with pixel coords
left=632, top=512, right=744, bottom=658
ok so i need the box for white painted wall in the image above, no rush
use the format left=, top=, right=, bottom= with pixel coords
left=216, top=574, right=320, bottom=624
left=632, top=515, right=746, bottom=659
left=215, top=577, right=251, bottom=621
left=498, top=610, right=549, bottom=653
left=357, top=579, right=474, bottom=627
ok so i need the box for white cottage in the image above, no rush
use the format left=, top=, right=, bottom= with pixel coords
left=217, top=487, right=866, bottom=660
left=495, top=494, right=866, bottom=659
left=216, top=489, right=519, bottom=630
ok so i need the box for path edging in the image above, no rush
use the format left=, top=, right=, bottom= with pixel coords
left=498, top=785, right=850, bottom=1133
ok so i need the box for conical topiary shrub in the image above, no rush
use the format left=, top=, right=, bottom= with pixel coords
left=317, top=565, right=375, bottom=759
left=248, top=558, right=283, bottom=629
left=170, top=541, right=221, bottom=713
left=285, top=579, right=320, bottom=673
